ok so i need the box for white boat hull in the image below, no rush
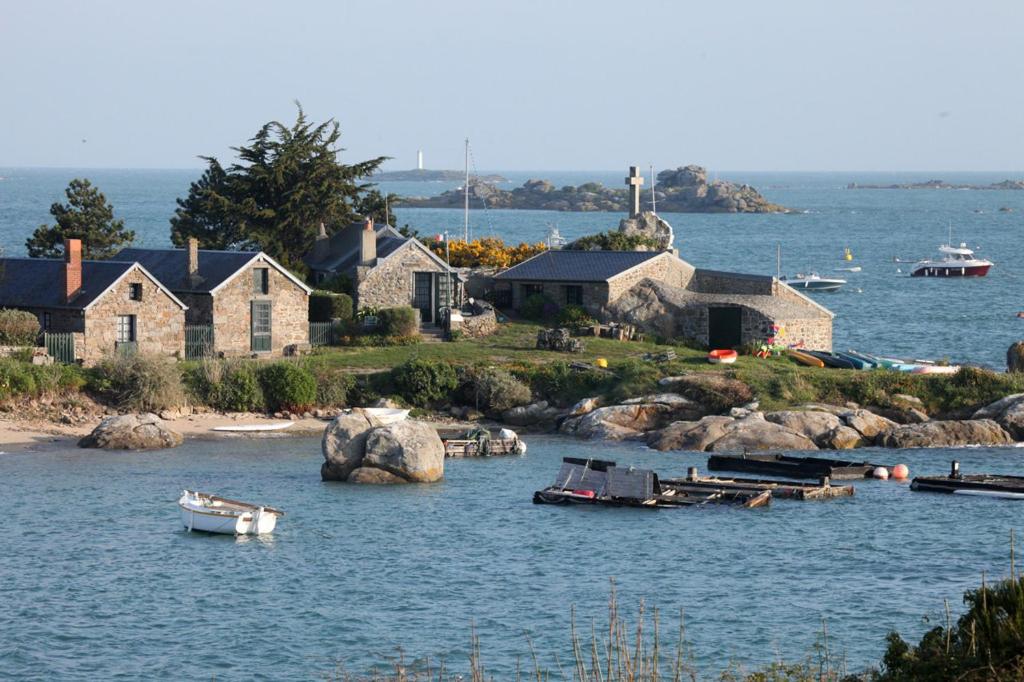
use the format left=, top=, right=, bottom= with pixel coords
left=178, top=491, right=281, bottom=535
left=362, top=408, right=410, bottom=425
left=212, top=421, right=294, bottom=433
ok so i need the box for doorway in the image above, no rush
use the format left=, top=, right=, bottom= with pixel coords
left=707, top=306, right=742, bottom=349
left=413, top=272, right=433, bottom=323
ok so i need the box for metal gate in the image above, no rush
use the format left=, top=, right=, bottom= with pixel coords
left=44, top=332, right=76, bottom=364
left=185, top=324, right=215, bottom=359
left=309, top=321, right=337, bottom=347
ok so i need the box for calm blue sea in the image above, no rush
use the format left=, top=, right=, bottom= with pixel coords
left=2, top=167, right=1023, bottom=366
left=1, top=437, right=1022, bottom=679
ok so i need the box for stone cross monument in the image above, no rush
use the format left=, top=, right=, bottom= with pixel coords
left=625, top=166, right=644, bottom=218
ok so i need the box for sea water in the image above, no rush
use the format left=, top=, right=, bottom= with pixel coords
left=2, top=168, right=1022, bottom=366
left=0, top=437, right=1021, bottom=679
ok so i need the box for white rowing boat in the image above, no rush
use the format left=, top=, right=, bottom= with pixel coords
left=178, top=490, right=284, bottom=535
left=361, top=408, right=410, bottom=425
left=211, top=421, right=295, bottom=433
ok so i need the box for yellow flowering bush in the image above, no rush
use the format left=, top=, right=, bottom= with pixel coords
left=426, top=238, right=547, bottom=268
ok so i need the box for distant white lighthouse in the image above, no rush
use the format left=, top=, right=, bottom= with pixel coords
left=417, top=150, right=424, bottom=170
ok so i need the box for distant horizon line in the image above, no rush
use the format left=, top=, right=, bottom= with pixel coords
left=2, top=165, right=1023, bottom=176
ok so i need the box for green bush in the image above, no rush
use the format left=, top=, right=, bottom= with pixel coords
left=309, top=291, right=354, bottom=322
left=519, top=293, right=556, bottom=321
left=457, top=364, right=532, bottom=412
left=0, top=309, right=41, bottom=346
left=378, top=306, right=419, bottom=337
left=88, top=353, right=187, bottom=411
left=218, top=362, right=265, bottom=412
left=302, top=359, right=356, bottom=407
left=391, top=358, right=457, bottom=407
left=517, top=361, right=612, bottom=407
left=259, top=362, right=317, bottom=412
left=556, top=304, right=595, bottom=328
left=567, top=231, right=661, bottom=251
left=319, top=272, right=353, bottom=295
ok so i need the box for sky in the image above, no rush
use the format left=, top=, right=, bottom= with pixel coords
left=1, top=0, right=1021, bottom=172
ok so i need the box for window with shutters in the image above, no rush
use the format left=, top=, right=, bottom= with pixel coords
left=128, top=283, right=143, bottom=301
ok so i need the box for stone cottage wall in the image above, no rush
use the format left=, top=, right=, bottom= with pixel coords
left=81, top=269, right=184, bottom=365
left=356, top=243, right=448, bottom=311
left=211, top=261, right=309, bottom=356
left=606, top=253, right=695, bottom=303
left=692, top=270, right=774, bottom=295
left=179, top=293, right=213, bottom=326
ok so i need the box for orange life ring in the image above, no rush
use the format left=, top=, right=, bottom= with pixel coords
left=708, top=349, right=738, bottom=364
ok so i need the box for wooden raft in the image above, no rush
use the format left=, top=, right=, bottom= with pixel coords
left=662, top=468, right=854, bottom=501
left=444, top=438, right=521, bottom=458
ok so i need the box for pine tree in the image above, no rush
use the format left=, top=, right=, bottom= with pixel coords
left=26, top=179, right=136, bottom=259
left=171, top=103, right=388, bottom=271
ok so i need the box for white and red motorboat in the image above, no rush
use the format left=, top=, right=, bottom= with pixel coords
left=910, top=243, right=992, bottom=278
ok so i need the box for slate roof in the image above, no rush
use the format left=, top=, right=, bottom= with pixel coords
left=116, top=248, right=260, bottom=293
left=495, top=250, right=663, bottom=282
left=313, top=227, right=409, bottom=274
left=0, top=258, right=136, bottom=310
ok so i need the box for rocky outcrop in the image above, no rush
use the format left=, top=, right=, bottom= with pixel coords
left=709, top=414, right=819, bottom=452
left=645, top=416, right=735, bottom=451
left=320, top=412, right=374, bottom=481
left=1008, top=342, right=1024, bottom=373
left=321, top=414, right=444, bottom=483
left=618, top=211, right=674, bottom=250
left=848, top=179, right=1024, bottom=191
left=765, top=411, right=843, bottom=447
left=842, top=409, right=897, bottom=439
left=877, top=419, right=1013, bottom=449
left=400, top=166, right=789, bottom=213
left=78, top=413, right=183, bottom=450
left=362, top=422, right=446, bottom=482
left=560, top=404, right=679, bottom=440
left=501, top=401, right=563, bottom=427
left=658, top=373, right=754, bottom=413
left=973, top=394, right=1024, bottom=440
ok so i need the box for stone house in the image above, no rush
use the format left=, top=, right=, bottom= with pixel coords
left=494, top=249, right=834, bottom=351
left=117, top=239, right=312, bottom=356
left=0, top=238, right=187, bottom=364
left=304, top=218, right=459, bottom=325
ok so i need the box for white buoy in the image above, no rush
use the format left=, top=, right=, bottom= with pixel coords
left=873, top=466, right=890, bottom=480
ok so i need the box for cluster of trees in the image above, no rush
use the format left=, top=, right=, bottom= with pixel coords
left=26, top=104, right=398, bottom=274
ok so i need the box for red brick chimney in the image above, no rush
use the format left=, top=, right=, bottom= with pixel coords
left=359, top=217, right=376, bottom=266
left=64, top=238, right=82, bottom=303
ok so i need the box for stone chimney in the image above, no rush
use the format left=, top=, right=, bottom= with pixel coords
left=64, top=238, right=82, bottom=303
left=359, top=217, right=376, bottom=266
left=187, top=237, right=199, bottom=281
left=312, top=222, right=330, bottom=263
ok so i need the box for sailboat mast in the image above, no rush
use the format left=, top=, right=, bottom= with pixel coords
left=776, top=243, right=781, bottom=279
left=650, top=164, right=656, bottom=214
left=463, top=138, right=470, bottom=242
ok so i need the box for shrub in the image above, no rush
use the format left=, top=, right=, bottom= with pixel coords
left=520, top=293, right=556, bottom=321
left=378, top=306, right=419, bottom=337
left=556, top=304, right=595, bottom=328
left=518, top=362, right=612, bottom=407
left=0, top=309, right=41, bottom=346
left=567, top=231, right=661, bottom=251
left=88, top=353, right=187, bottom=411
left=319, top=272, right=353, bottom=295
left=457, top=365, right=532, bottom=412
left=219, top=362, right=265, bottom=412
left=309, top=291, right=354, bottom=322
left=302, top=359, right=356, bottom=407
left=391, top=358, right=457, bottom=407
left=425, top=237, right=547, bottom=268
left=259, top=362, right=316, bottom=412
left=607, top=359, right=661, bottom=403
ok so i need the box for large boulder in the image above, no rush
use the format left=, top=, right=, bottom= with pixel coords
left=617, top=211, right=674, bottom=250
left=1008, top=342, right=1024, bottom=373
left=972, top=394, right=1024, bottom=440
left=877, top=419, right=1013, bottom=449
left=320, top=412, right=374, bottom=481
left=765, top=411, right=843, bottom=447
left=842, top=409, right=897, bottom=440
left=822, top=425, right=869, bottom=450
left=78, top=413, right=183, bottom=450
left=348, top=467, right=408, bottom=485
left=363, top=421, right=445, bottom=483
left=501, top=401, right=562, bottom=427
left=568, top=396, right=602, bottom=417
left=560, top=404, right=672, bottom=440
left=709, top=415, right=818, bottom=452
left=867, top=405, right=929, bottom=424
left=645, top=416, right=735, bottom=451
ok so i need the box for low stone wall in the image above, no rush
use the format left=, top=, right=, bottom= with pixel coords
left=454, top=306, right=498, bottom=338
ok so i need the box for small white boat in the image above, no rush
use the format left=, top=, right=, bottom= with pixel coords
left=780, top=272, right=847, bottom=292
left=211, top=421, right=294, bottom=433
left=361, top=407, right=410, bottom=425
left=178, top=490, right=283, bottom=535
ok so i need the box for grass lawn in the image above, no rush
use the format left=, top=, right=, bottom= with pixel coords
left=308, top=322, right=694, bottom=370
